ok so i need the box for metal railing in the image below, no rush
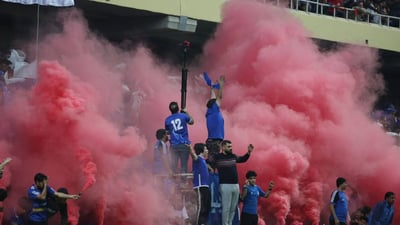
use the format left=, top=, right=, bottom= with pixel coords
left=288, top=0, right=400, bottom=28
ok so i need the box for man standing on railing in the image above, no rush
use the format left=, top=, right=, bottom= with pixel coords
left=204, top=73, right=225, bottom=160
left=165, top=101, right=194, bottom=174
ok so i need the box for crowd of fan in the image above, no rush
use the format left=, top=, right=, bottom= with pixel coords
left=372, top=103, right=400, bottom=144
left=291, top=0, right=400, bottom=26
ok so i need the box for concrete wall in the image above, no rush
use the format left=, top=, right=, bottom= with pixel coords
left=291, top=11, right=400, bottom=52
left=91, top=0, right=400, bottom=52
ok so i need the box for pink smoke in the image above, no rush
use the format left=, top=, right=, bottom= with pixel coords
left=67, top=201, right=80, bottom=225
left=201, top=0, right=398, bottom=224
left=75, top=147, right=96, bottom=193
left=0, top=1, right=398, bottom=225
left=0, top=9, right=193, bottom=225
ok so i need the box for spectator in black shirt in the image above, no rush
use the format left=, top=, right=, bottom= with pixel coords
left=210, top=140, right=254, bottom=225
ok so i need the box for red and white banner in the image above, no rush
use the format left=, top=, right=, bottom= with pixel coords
left=1, top=0, right=74, bottom=6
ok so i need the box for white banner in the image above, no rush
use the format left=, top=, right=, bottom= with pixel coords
left=1, top=0, right=74, bottom=6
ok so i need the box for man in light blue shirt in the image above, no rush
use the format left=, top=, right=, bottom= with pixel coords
left=241, top=170, right=274, bottom=225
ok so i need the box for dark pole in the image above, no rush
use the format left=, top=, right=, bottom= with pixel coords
left=181, top=40, right=190, bottom=110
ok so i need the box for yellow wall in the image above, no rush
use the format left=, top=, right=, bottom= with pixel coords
left=90, top=0, right=224, bottom=22
left=291, top=11, right=400, bottom=52
left=91, top=0, right=400, bottom=52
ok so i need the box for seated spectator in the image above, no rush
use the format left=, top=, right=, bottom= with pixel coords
left=365, top=0, right=383, bottom=23
left=327, top=0, right=346, bottom=17
left=354, top=1, right=370, bottom=21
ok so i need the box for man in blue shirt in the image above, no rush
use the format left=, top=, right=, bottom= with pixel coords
left=329, top=177, right=349, bottom=225
left=165, top=101, right=194, bottom=173
left=205, top=75, right=225, bottom=159
left=241, top=170, right=274, bottom=225
left=190, top=143, right=211, bottom=225
left=28, top=173, right=80, bottom=225
left=368, top=191, right=395, bottom=225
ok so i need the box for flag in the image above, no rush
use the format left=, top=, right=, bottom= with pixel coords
left=203, top=72, right=220, bottom=89
left=1, top=0, right=74, bottom=6
left=203, top=72, right=212, bottom=86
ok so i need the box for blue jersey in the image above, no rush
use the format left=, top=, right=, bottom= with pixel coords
left=242, top=185, right=266, bottom=215
left=28, top=184, right=56, bottom=222
left=206, top=102, right=224, bottom=140
left=368, top=200, right=394, bottom=225
left=192, top=155, right=210, bottom=188
left=165, top=113, right=192, bottom=145
left=329, top=190, right=348, bottom=223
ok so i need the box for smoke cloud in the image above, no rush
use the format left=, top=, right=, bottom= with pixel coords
left=0, top=1, right=398, bottom=225
left=202, top=0, right=398, bottom=224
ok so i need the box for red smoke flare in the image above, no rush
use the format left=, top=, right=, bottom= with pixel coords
left=68, top=201, right=80, bottom=225
left=75, top=147, right=97, bottom=193
left=96, top=196, right=106, bottom=225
